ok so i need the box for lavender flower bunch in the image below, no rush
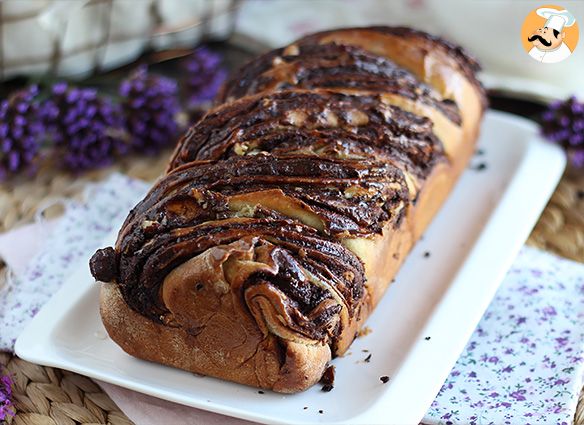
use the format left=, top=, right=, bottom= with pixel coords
left=184, top=46, right=227, bottom=107
left=0, top=48, right=226, bottom=178
left=120, top=66, right=181, bottom=154
left=43, top=82, right=126, bottom=171
left=541, top=96, right=584, bottom=168
left=0, top=86, right=44, bottom=180
left=0, top=367, right=14, bottom=421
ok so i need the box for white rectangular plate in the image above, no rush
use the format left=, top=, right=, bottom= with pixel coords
left=16, top=111, right=566, bottom=424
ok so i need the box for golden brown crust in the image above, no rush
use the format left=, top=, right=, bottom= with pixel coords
left=101, top=271, right=331, bottom=393
left=93, top=26, right=486, bottom=393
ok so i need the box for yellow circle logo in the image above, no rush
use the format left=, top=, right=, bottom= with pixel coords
left=521, top=5, right=579, bottom=63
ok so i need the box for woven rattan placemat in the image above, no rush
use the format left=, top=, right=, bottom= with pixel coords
left=1, top=152, right=583, bottom=425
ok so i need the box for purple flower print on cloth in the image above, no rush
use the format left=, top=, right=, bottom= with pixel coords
left=0, top=174, right=148, bottom=350
left=424, top=246, right=584, bottom=425
left=0, top=367, right=14, bottom=421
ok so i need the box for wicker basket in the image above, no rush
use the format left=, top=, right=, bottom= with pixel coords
left=0, top=0, right=239, bottom=81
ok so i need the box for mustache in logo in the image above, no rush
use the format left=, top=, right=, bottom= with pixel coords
left=528, top=35, right=552, bottom=46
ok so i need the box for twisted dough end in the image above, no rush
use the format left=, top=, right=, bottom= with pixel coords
left=99, top=237, right=333, bottom=392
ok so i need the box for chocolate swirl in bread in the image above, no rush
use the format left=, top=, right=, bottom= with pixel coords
left=295, top=26, right=485, bottom=97
left=169, top=90, right=444, bottom=187
left=100, top=154, right=407, bottom=337
left=217, top=43, right=461, bottom=124
left=91, top=26, right=487, bottom=393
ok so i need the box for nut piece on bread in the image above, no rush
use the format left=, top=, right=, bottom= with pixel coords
left=90, top=26, right=486, bottom=393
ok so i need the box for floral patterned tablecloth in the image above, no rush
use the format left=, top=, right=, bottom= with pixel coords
left=425, top=247, right=584, bottom=425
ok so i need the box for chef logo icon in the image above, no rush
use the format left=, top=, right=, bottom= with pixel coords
left=522, top=5, right=579, bottom=63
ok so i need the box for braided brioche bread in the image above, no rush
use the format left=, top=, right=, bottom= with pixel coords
left=90, top=27, right=486, bottom=393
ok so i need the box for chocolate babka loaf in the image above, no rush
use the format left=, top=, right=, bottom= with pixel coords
left=90, top=27, right=486, bottom=393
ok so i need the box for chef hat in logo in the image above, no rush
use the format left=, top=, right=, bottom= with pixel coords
left=537, top=7, right=576, bottom=32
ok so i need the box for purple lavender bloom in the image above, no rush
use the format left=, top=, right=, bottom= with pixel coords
left=43, top=82, right=126, bottom=171
left=541, top=96, right=584, bottom=168
left=120, top=66, right=181, bottom=153
left=0, top=86, right=44, bottom=179
left=0, top=368, right=14, bottom=421
left=184, top=46, right=227, bottom=107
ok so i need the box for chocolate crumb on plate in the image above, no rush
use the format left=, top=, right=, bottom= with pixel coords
left=320, top=365, right=335, bottom=392
left=319, top=410, right=324, bottom=414
left=380, top=376, right=390, bottom=384
left=423, top=251, right=431, bottom=258
left=472, top=162, right=487, bottom=171
left=364, top=354, right=372, bottom=363
left=475, top=148, right=485, bottom=156
left=303, top=406, right=308, bottom=410
left=258, top=390, right=264, bottom=394
left=362, top=349, right=369, bottom=353
left=425, top=336, right=431, bottom=341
